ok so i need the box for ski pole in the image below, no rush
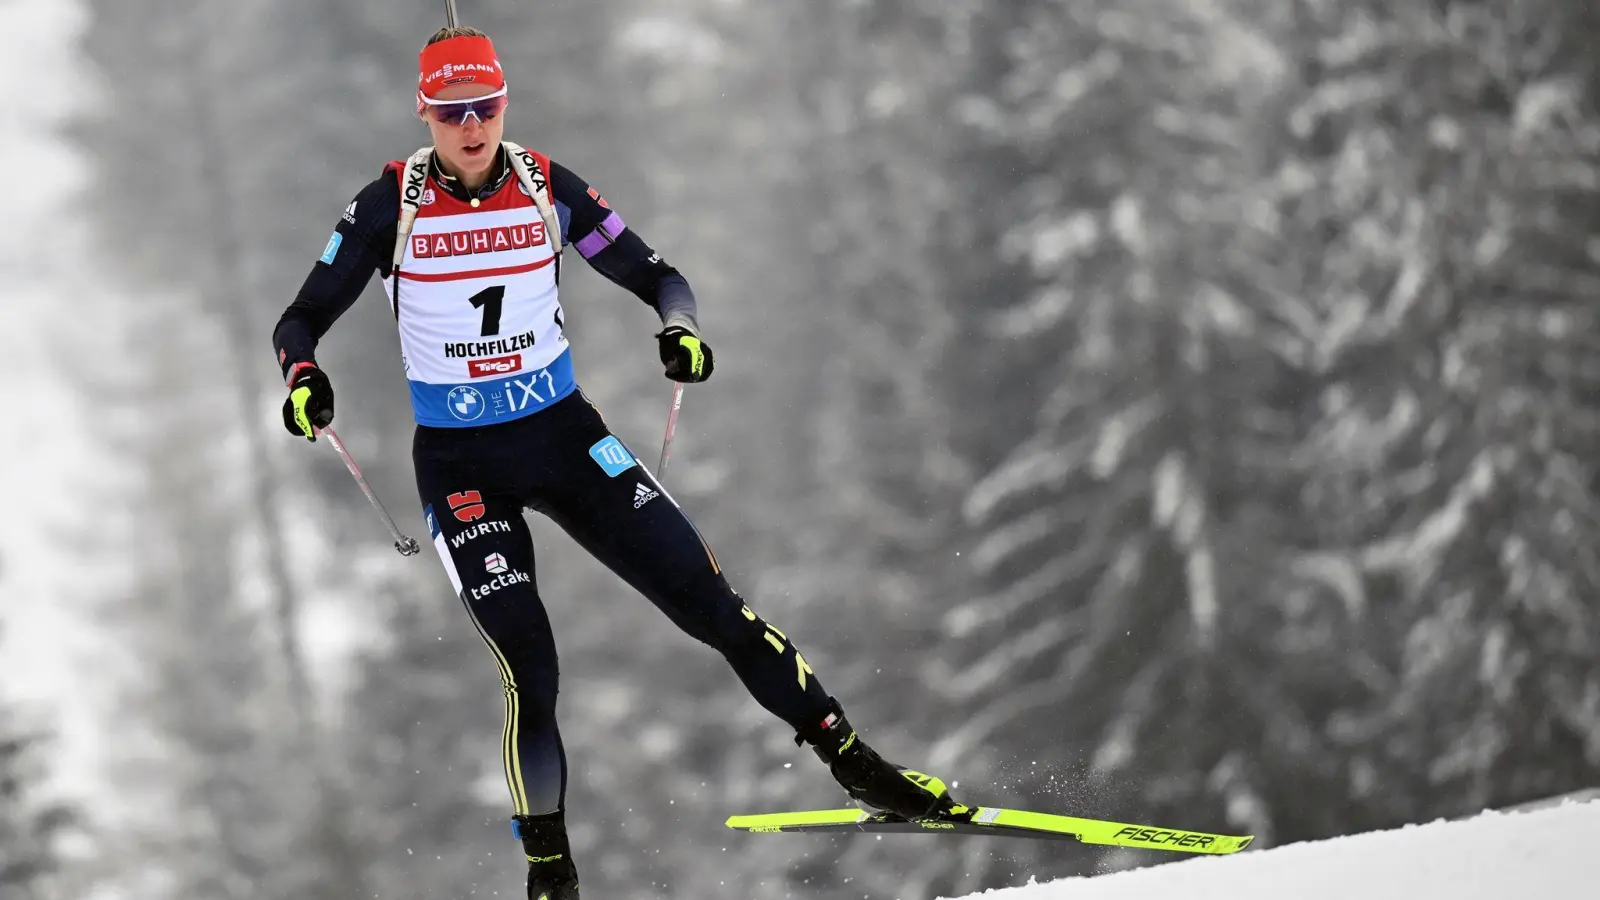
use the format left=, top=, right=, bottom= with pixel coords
left=444, top=0, right=459, bottom=29
left=657, top=383, right=685, bottom=479
left=318, top=426, right=421, bottom=557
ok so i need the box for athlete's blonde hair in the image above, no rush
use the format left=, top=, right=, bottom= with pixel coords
left=426, top=25, right=490, bottom=45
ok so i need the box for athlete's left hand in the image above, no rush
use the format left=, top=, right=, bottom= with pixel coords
left=657, top=326, right=714, bottom=383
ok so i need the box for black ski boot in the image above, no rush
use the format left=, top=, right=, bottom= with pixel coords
left=511, top=811, right=579, bottom=900
left=798, top=699, right=966, bottom=822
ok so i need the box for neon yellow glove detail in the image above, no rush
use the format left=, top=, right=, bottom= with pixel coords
left=290, top=386, right=316, bottom=438
left=657, top=327, right=714, bottom=383
left=281, top=364, right=334, bottom=441
left=679, top=335, right=705, bottom=379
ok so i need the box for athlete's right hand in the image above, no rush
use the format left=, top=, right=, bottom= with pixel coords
left=281, top=363, right=335, bottom=441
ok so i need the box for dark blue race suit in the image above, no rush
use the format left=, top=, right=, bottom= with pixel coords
left=273, top=148, right=833, bottom=816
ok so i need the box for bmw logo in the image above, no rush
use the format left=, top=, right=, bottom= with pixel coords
left=447, top=385, right=486, bottom=421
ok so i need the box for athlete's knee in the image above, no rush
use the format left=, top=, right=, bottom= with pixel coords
left=667, top=569, right=788, bottom=657
left=497, top=645, right=559, bottom=716
left=455, top=583, right=560, bottom=720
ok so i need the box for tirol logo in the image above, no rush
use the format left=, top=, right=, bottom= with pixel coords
left=484, top=552, right=509, bottom=574
left=633, top=482, right=660, bottom=509
left=448, top=490, right=486, bottom=523
left=468, top=354, right=522, bottom=378
left=447, top=385, right=485, bottom=421
left=411, top=222, right=546, bottom=259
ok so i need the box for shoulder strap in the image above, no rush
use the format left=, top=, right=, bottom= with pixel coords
left=502, top=141, right=564, bottom=256
left=393, top=147, right=434, bottom=273
left=391, top=144, right=562, bottom=271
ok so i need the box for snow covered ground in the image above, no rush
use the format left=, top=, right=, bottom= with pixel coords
left=953, top=799, right=1597, bottom=900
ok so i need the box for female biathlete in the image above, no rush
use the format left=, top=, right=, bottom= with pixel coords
left=273, top=26, right=959, bottom=900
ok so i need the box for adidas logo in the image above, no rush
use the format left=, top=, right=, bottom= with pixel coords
left=342, top=200, right=358, bottom=224
left=632, top=482, right=660, bottom=509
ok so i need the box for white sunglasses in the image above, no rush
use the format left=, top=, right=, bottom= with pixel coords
left=416, top=87, right=509, bottom=125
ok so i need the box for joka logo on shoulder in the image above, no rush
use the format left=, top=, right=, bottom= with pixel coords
left=448, top=490, right=486, bottom=523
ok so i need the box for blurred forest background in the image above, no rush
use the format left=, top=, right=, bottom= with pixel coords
left=3, top=0, right=1599, bottom=898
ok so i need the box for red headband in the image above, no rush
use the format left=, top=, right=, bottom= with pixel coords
left=418, top=35, right=505, bottom=101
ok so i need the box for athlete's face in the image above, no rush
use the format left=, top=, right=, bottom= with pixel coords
left=424, top=82, right=507, bottom=184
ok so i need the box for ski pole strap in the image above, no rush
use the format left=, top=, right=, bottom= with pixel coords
left=502, top=141, right=564, bottom=257
left=394, top=147, right=435, bottom=273
left=391, top=144, right=560, bottom=311
left=393, top=144, right=562, bottom=270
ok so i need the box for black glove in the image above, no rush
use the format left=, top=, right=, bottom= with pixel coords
left=657, top=326, right=714, bottom=383
left=281, top=364, right=335, bottom=441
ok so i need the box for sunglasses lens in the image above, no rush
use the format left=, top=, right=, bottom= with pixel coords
left=429, top=94, right=508, bottom=125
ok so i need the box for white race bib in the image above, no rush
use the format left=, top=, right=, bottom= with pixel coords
left=383, top=170, right=573, bottom=426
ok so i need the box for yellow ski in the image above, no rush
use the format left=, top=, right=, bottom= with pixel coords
left=726, top=806, right=1253, bottom=855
